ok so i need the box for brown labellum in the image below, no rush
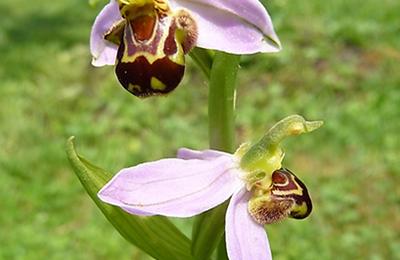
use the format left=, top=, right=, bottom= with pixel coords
left=104, top=2, right=198, bottom=98
left=248, top=168, right=312, bottom=225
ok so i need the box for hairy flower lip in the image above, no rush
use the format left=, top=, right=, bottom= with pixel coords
left=90, top=0, right=281, bottom=67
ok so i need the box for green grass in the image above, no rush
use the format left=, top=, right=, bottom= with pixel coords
left=1, top=0, right=399, bottom=259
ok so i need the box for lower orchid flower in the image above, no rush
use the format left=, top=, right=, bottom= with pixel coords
left=98, top=115, right=323, bottom=259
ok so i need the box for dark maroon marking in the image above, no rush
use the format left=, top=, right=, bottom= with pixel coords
left=116, top=56, right=185, bottom=97
left=273, top=168, right=305, bottom=192
left=163, top=17, right=178, bottom=55
left=123, top=13, right=174, bottom=57
left=272, top=168, right=313, bottom=219
left=272, top=171, right=287, bottom=184
left=112, top=10, right=184, bottom=97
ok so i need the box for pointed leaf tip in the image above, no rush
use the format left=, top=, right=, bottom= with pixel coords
left=66, top=137, right=194, bottom=260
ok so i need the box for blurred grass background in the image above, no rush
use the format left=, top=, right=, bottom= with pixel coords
left=1, top=0, right=399, bottom=259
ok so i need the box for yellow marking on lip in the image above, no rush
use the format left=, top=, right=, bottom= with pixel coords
left=151, top=77, right=167, bottom=90
left=121, top=11, right=177, bottom=65
left=291, top=201, right=309, bottom=216
left=128, top=84, right=142, bottom=92
left=272, top=188, right=303, bottom=196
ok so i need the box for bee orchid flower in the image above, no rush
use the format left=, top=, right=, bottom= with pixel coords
left=90, top=0, right=281, bottom=97
left=98, top=115, right=323, bottom=259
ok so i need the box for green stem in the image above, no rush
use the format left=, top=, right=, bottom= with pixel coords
left=191, top=52, right=240, bottom=260
left=208, top=52, right=240, bottom=153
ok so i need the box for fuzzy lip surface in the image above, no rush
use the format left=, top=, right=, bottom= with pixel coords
left=90, top=0, right=281, bottom=66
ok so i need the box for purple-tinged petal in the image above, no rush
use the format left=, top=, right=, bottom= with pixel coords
left=226, top=187, right=272, bottom=260
left=98, top=154, right=244, bottom=217
left=177, top=148, right=231, bottom=160
left=169, top=0, right=281, bottom=54
left=90, top=0, right=121, bottom=67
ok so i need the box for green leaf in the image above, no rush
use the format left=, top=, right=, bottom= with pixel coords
left=189, top=47, right=214, bottom=80
left=66, top=136, right=194, bottom=260
left=191, top=201, right=229, bottom=260
left=216, top=233, right=229, bottom=260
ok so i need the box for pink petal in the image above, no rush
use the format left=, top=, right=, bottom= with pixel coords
left=177, top=147, right=231, bottom=160
left=90, top=0, right=120, bottom=67
left=226, top=187, right=272, bottom=260
left=98, top=154, right=244, bottom=217
left=170, top=0, right=281, bottom=54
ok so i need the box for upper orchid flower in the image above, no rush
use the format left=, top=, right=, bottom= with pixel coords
left=98, top=115, right=323, bottom=259
left=90, top=0, right=281, bottom=97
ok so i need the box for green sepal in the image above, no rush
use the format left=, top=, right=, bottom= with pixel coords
left=66, top=136, right=194, bottom=260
